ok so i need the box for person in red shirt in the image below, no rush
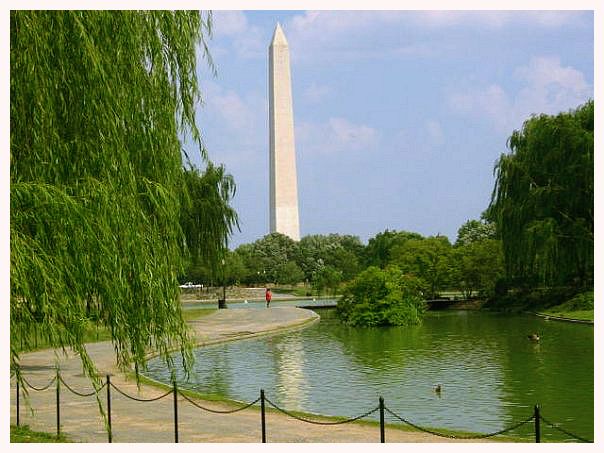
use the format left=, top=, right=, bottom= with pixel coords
left=265, top=288, right=272, bottom=308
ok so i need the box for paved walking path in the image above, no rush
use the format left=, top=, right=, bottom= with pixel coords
left=10, top=307, right=484, bottom=443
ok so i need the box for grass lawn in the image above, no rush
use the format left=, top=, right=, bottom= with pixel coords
left=182, top=307, right=217, bottom=321
left=13, top=321, right=113, bottom=353
left=540, top=291, right=594, bottom=321
left=14, top=307, right=218, bottom=354
left=272, top=286, right=313, bottom=297
left=11, top=425, right=71, bottom=443
left=540, top=309, right=593, bottom=321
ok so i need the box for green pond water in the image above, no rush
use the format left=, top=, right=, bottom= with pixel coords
left=145, top=307, right=593, bottom=442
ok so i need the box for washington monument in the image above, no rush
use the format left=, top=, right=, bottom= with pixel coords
left=269, top=23, right=300, bottom=241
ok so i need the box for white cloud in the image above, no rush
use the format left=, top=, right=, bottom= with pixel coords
left=207, top=11, right=587, bottom=65
left=513, top=57, right=591, bottom=121
left=211, top=89, right=255, bottom=130
left=425, top=120, right=445, bottom=146
left=297, top=117, right=379, bottom=155
left=209, top=11, right=265, bottom=59
left=514, top=56, right=590, bottom=93
left=290, top=11, right=401, bottom=36
left=212, top=11, right=248, bottom=37
left=329, top=118, right=377, bottom=147
left=196, top=80, right=266, bottom=165
left=449, top=84, right=512, bottom=131
left=302, top=83, right=331, bottom=104
left=282, top=11, right=586, bottom=63
left=415, top=11, right=582, bottom=29
left=286, top=11, right=427, bottom=61
left=447, top=57, right=592, bottom=132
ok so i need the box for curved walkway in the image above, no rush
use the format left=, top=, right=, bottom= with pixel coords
left=10, top=307, right=484, bottom=443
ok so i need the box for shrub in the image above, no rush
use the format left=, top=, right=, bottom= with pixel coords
left=558, top=291, right=594, bottom=311
left=337, top=265, right=426, bottom=327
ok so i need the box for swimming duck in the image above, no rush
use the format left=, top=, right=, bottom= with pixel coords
left=528, top=333, right=540, bottom=341
left=434, top=384, right=442, bottom=394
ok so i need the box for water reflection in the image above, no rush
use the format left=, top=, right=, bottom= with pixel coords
left=198, top=346, right=232, bottom=396
left=145, top=310, right=593, bottom=441
left=325, top=312, right=508, bottom=432
left=273, top=334, right=308, bottom=407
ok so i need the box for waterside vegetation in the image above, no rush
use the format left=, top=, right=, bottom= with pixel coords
left=337, top=266, right=427, bottom=327
left=10, top=11, right=237, bottom=379
left=182, top=101, right=593, bottom=326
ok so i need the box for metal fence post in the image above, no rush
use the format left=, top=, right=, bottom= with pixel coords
left=56, top=369, right=61, bottom=438
left=379, top=396, right=385, bottom=443
left=534, top=404, right=541, bottom=443
left=260, top=389, right=266, bottom=443
left=16, top=378, right=20, bottom=427
left=106, top=375, right=112, bottom=443
left=173, top=381, right=179, bottom=443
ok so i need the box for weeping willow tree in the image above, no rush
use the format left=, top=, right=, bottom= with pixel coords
left=487, top=100, right=593, bottom=288
left=180, top=163, right=239, bottom=282
left=10, top=11, right=236, bottom=381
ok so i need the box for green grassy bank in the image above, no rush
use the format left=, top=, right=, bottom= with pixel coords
left=10, top=425, right=72, bottom=443
left=538, top=291, right=594, bottom=321
left=12, top=308, right=217, bottom=354
left=485, top=288, right=593, bottom=320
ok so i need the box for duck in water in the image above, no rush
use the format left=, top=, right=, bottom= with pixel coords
left=434, top=384, right=442, bottom=395
left=528, top=333, right=540, bottom=341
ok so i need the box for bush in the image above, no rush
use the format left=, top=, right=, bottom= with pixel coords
left=337, top=265, right=426, bottom=327
left=485, top=286, right=588, bottom=312
left=557, top=291, right=594, bottom=311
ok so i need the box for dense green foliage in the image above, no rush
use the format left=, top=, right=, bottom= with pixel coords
left=488, top=100, right=593, bottom=288
left=550, top=291, right=593, bottom=312
left=363, top=230, right=423, bottom=268
left=451, top=239, right=503, bottom=298
left=10, top=11, right=236, bottom=379
left=296, top=234, right=363, bottom=281
left=183, top=232, right=363, bottom=291
left=390, top=235, right=453, bottom=299
left=249, top=232, right=300, bottom=283
left=337, top=266, right=426, bottom=326
left=180, top=164, right=239, bottom=278
left=311, top=265, right=343, bottom=296
left=183, top=226, right=505, bottom=301
left=541, top=291, right=594, bottom=321
left=455, top=219, right=497, bottom=246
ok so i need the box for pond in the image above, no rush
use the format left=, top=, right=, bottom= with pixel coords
left=145, top=307, right=593, bottom=442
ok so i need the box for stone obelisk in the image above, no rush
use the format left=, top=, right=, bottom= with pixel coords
left=269, top=23, right=300, bottom=241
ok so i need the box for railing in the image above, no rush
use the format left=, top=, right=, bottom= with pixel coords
left=10, top=369, right=592, bottom=443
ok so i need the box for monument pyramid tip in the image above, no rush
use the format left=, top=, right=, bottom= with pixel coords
left=271, top=22, right=288, bottom=46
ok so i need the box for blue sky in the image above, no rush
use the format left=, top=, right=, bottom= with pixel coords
left=185, top=10, right=594, bottom=248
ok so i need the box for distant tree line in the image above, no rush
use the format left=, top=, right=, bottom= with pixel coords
left=181, top=219, right=504, bottom=301
left=183, top=101, right=593, bottom=321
